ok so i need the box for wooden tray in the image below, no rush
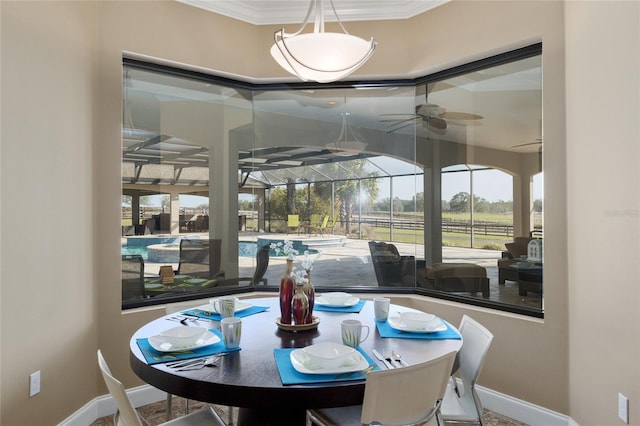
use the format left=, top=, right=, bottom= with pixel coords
left=275, top=316, right=320, bottom=332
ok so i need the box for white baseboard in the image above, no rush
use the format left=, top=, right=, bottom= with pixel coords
left=60, top=383, right=573, bottom=426
left=58, top=385, right=167, bottom=426
left=476, top=383, right=572, bottom=426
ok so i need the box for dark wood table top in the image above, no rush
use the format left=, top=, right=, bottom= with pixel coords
left=130, top=296, right=461, bottom=418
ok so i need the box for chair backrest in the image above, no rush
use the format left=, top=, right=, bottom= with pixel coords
left=97, top=350, right=143, bottom=426
left=252, top=245, right=270, bottom=285
left=122, top=255, right=145, bottom=301
left=360, top=351, right=457, bottom=425
left=177, top=238, right=222, bottom=279
left=320, top=215, right=330, bottom=228
left=368, top=240, right=415, bottom=286
left=458, top=315, right=494, bottom=390
left=287, top=214, right=299, bottom=227
left=309, top=214, right=322, bottom=227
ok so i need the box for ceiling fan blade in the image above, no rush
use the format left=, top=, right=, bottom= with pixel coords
left=512, top=141, right=543, bottom=148
left=379, top=116, right=419, bottom=124
left=386, top=121, right=416, bottom=133
left=424, top=116, right=447, bottom=130
left=440, top=111, right=483, bottom=120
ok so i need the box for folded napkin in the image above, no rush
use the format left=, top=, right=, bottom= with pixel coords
left=313, top=299, right=366, bottom=313
left=274, top=346, right=379, bottom=385
left=182, top=305, right=269, bottom=321
left=376, top=319, right=461, bottom=340
left=136, top=329, right=239, bottom=365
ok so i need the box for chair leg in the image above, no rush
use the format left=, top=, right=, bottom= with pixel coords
left=228, top=406, right=234, bottom=425
left=185, top=398, right=189, bottom=414
left=166, top=393, right=172, bottom=421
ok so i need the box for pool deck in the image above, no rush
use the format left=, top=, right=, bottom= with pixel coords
left=128, top=232, right=541, bottom=309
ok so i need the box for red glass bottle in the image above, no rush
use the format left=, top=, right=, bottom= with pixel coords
left=291, top=282, right=309, bottom=326
left=302, top=270, right=315, bottom=324
left=279, top=259, right=295, bottom=324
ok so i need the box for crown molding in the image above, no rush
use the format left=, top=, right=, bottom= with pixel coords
left=177, top=0, right=448, bottom=25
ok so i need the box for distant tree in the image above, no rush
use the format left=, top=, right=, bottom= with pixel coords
left=449, top=192, right=470, bottom=212
left=392, top=197, right=404, bottom=213
left=533, top=198, right=543, bottom=212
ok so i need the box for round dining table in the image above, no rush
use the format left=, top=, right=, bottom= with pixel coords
left=129, top=296, right=462, bottom=425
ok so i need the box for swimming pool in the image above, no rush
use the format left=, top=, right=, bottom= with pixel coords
left=122, top=241, right=317, bottom=261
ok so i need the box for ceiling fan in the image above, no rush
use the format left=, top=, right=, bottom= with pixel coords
left=380, top=84, right=483, bottom=133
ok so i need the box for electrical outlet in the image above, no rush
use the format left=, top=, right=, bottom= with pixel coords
left=618, top=393, right=629, bottom=424
left=29, top=371, right=40, bottom=397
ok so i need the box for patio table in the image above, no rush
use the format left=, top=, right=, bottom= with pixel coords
left=130, top=296, right=461, bottom=425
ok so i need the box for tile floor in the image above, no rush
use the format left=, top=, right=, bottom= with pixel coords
left=90, top=396, right=528, bottom=425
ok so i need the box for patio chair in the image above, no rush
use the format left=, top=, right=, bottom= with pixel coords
left=212, top=244, right=270, bottom=287
left=176, top=238, right=225, bottom=279
left=441, top=315, right=494, bottom=424
left=122, top=254, right=146, bottom=302
left=97, top=349, right=226, bottom=426
left=287, top=214, right=300, bottom=234
left=368, top=240, right=416, bottom=287
left=306, top=350, right=457, bottom=426
left=308, top=214, right=322, bottom=234
left=317, top=215, right=330, bottom=235
left=162, top=244, right=270, bottom=296
left=328, top=215, right=340, bottom=234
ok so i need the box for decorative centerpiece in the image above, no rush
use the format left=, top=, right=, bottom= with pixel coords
left=272, top=241, right=321, bottom=331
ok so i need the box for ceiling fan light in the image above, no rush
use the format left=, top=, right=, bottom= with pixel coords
left=270, top=0, right=376, bottom=83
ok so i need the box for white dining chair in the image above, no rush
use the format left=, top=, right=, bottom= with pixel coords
left=164, top=302, right=236, bottom=425
left=97, top=349, right=226, bottom=426
left=306, top=350, right=457, bottom=426
left=440, top=315, right=494, bottom=424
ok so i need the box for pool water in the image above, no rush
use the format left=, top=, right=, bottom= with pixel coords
left=122, top=241, right=262, bottom=260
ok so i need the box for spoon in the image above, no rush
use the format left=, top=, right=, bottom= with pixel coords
left=391, top=350, right=408, bottom=367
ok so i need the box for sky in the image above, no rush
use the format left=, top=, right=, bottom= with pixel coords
left=137, top=169, right=543, bottom=207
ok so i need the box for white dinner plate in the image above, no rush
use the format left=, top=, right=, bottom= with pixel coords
left=196, top=299, right=252, bottom=314
left=148, top=330, right=220, bottom=352
left=174, top=275, right=189, bottom=280
left=290, top=348, right=369, bottom=375
left=314, top=296, right=360, bottom=308
left=184, top=278, right=208, bottom=285
left=388, top=316, right=447, bottom=333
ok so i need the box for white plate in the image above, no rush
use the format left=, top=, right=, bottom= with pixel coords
left=145, top=283, right=164, bottom=289
left=196, top=299, right=252, bottom=314
left=290, top=348, right=369, bottom=374
left=148, top=330, right=220, bottom=352
left=315, top=296, right=360, bottom=307
left=174, top=275, right=189, bottom=280
left=388, top=316, right=447, bottom=333
left=184, top=278, right=207, bottom=284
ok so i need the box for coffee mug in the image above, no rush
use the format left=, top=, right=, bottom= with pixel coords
left=213, top=296, right=236, bottom=319
left=341, top=319, right=370, bottom=348
left=373, top=297, right=390, bottom=321
left=221, top=317, right=242, bottom=349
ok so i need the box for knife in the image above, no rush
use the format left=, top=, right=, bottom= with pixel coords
left=372, top=349, right=394, bottom=369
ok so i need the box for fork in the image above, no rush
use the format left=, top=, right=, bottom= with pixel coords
left=175, top=354, right=222, bottom=371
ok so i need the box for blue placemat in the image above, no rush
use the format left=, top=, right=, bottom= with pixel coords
left=376, top=319, right=461, bottom=340
left=313, top=299, right=366, bottom=313
left=182, top=305, right=269, bottom=321
left=274, top=346, right=380, bottom=385
left=136, top=329, right=240, bottom=365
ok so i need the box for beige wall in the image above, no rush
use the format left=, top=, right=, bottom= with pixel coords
left=565, top=2, right=640, bottom=424
left=1, top=1, right=639, bottom=425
